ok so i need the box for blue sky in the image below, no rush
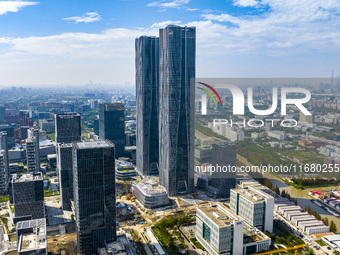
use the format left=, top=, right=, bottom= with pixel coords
left=0, top=0, right=339, bottom=86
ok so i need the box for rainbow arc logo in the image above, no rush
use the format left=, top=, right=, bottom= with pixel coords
left=197, top=82, right=222, bottom=115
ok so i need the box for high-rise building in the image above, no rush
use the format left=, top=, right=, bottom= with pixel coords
left=196, top=203, right=244, bottom=255
left=99, top=103, right=125, bottom=158
left=73, top=140, right=116, bottom=254
left=0, top=132, right=9, bottom=181
left=57, top=143, right=73, bottom=211
left=230, top=182, right=274, bottom=232
left=26, top=128, right=40, bottom=173
left=55, top=113, right=81, bottom=144
left=55, top=113, right=81, bottom=211
left=135, top=36, right=160, bottom=176
left=158, top=25, right=196, bottom=196
left=210, top=143, right=237, bottom=198
left=19, top=110, right=33, bottom=127
left=0, top=106, right=5, bottom=123
left=0, top=125, right=15, bottom=147
left=12, top=172, right=44, bottom=224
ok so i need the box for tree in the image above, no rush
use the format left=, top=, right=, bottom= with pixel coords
left=275, top=186, right=280, bottom=195
left=330, top=221, right=337, bottom=233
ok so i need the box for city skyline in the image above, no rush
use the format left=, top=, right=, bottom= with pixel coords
left=0, top=0, right=339, bottom=85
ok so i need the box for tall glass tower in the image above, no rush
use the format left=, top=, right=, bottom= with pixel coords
left=135, top=36, right=159, bottom=176
left=99, top=103, right=125, bottom=158
left=55, top=113, right=81, bottom=144
left=159, top=25, right=196, bottom=196
left=73, top=140, right=116, bottom=254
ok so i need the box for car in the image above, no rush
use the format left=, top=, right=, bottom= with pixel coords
left=327, top=247, right=331, bottom=250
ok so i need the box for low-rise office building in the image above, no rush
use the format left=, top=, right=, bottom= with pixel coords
left=17, top=218, right=47, bottom=255
left=196, top=203, right=244, bottom=255
left=131, top=178, right=169, bottom=209
left=230, top=183, right=274, bottom=232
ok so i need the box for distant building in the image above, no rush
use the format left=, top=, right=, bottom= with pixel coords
left=158, top=25, right=195, bottom=196
left=99, top=103, right=126, bottom=158
left=196, top=203, right=244, bottom=255
left=210, top=123, right=244, bottom=141
left=39, top=119, right=55, bottom=131
left=17, top=218, right=47, bottom=255
left=11, top=173, right=44, bottom=224
left=136, top=36, right=160, bottom=176
left=333, top=133, right=340, bottom=142
left=230, top=182, right=274, bottom=232
left=299, top=111, right=314, bottom=123
left=0, top=106, right=6, bottom=122
left=38, top=112, right=51, bottom=119
left=0, top=125, right=15, bottom=147
left=210, top=143, right=236, bottom=198
left=20, top=126, right=30, bottom=140
left=0, top=132, right=9, bottom=193
left=57, top=143, right=73, bottom=211
left=195, top=144, right=212, bottom=163
left=132, top=178, right=169, bottom=209
left=55, top=113, right=81, bottom=144
left=26, top=128, right=40, bottom=172
left=73, top=140, right=116, bottom=254
left=298, top=139, right=326, bottom=148
left=267, top=131, right=285, bottom=141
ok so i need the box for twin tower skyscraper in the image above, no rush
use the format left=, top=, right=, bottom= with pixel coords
left=136, top=25, right=196, bottom=196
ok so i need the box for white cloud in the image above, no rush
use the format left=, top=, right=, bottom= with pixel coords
left=0, top=1, right=38, bottom=15
left=147, top=0, right=189, bottom=9
left=199, top=0, right=340, bottom=56
left=185, top=8, right=199, bottom=11
left=233, top=0, right=259, bottom=7
left=63, top=12, right=101, bottom=23
left=151, top=20, right=181, bottom=28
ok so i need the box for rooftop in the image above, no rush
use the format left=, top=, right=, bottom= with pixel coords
left=17, top=218, right=46, bottom=253
left=134, top=178, right=167, bottom=195
left=232, top=185, right=274, bottom=203
left=198, top=203, right=241, bottom=228
left=12, top=172, right=43, bottom=183
left=74, top=140, right=113, bottom=149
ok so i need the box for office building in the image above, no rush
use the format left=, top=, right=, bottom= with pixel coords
left=0, top=106, right=5, bottom=122
left=230, top=183, right=274, bottom=232
left=99, top=103, right=125, bottom=158
left=11, top=173, right=44, bottom=224
left=19, top=110, right=33, bottom=127
left=299, top=111, right=314, bottom=123
left=17, top=218, right=47, bottom=255
left=26, top=128, right=40, bottom=172
left=196, top=203, right=244, bottom=255
left=158, top=25, right=195, bottom=196
left=73, top=140, right=116, bottom=254
left=0, top=125, right=15, bottom=147
left=0, top=132, right=9, bottom=193
left=135, top=36, right=160, bottom=176
left=57, top=143, right=73, bottom=210
left=55, top=113, right=81, bottom=144
left=131, top=178, right=169, bottom=209
left=211, top=143, right=236, bottom=198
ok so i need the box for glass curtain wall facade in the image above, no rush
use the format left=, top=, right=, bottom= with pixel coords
left=159, top=25, right=195, bottom=196
left=135, top=36, right=159, bottom=176
left=55, top=113, right=81, bottom=144
left=73, top=141, right=116, bottom=254
left=99, top=103, right=125, bottom=158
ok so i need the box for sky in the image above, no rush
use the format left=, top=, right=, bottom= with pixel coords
left=0, top=0, right=339, bottom=86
